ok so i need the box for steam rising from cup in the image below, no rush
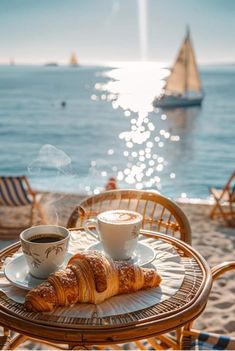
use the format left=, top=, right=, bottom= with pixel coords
left=27, top=145, right=76, bottom=225
left=28, top=144, right=72, bottom=175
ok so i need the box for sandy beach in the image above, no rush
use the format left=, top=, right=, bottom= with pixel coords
left=0, top=191, right=234, bottom=348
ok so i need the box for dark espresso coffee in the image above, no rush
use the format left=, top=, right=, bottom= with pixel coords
left=29, top=234, right=64, bottom=243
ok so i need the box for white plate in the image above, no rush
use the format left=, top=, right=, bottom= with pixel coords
left=86, top=242, right=156, bottom=266
left=4, top=252, right=73, bottom=290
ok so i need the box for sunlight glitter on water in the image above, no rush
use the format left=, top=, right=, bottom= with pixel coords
left=93, top=62, right=180, bottom=192
left=101, top=62, right=168, bottom=114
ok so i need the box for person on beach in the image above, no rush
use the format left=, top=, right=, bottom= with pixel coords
left=105, top=177, right=117, bottom=190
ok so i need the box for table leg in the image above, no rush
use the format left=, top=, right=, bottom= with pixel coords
left=180, top=322, right=194, bottom=350
left=8, top=334, right=28, bottom=349
left=176, top=327, right=182, bottom=348
left=3, top=328, right=9, bottom=337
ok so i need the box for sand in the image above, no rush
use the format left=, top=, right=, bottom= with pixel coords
left=0, top=191, right=234, bottom=348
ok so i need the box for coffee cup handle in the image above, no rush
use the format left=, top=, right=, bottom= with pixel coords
left=84, top=219, right=99, bottom=240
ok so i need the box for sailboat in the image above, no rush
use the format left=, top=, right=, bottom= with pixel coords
left=153, top=27, right=204, bottom=108
left=69, top=52, right=79, bottom=67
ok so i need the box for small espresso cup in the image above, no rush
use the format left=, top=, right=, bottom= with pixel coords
left=20, top=225, right=70, bottom=279
left=84, top=210, right=143, bottom=260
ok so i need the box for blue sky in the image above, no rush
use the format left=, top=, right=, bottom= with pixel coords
left=0, top=0, right=234, bottom=64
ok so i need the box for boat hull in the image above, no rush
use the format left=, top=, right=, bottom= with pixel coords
left=153, top=95, right=203, bottom=108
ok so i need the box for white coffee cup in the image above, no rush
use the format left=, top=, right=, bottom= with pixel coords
left=84, top=210, right=143, bottom=260
left=20, top=225, right=70, bottom=279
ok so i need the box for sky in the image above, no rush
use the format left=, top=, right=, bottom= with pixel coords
left=0, top=0, right=234, bottom=65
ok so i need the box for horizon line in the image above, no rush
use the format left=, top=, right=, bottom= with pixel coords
left=0, top=59, right=234, bottom=67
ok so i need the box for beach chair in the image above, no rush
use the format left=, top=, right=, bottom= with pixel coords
left=181, top=261, right=235, bottom=350
left=0, top=176, right=45, bottom=238
left=209, top=171, right=235, bottom=226
left=67, top=189, right=192, bottom=244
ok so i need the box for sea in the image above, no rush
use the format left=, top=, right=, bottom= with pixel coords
left=0, top=63, right=234, bottom=201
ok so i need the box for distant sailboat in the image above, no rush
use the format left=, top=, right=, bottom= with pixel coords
left=69, top=52, right=79, bottom=67
left=153, top=27, right=204, bottom=108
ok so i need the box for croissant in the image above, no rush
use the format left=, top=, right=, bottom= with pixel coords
left=25, top=250, right=161, bottom=312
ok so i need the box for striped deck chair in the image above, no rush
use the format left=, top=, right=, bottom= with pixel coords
left=181, top=261, right=235, bottom=350
left=209, top=171, right=235, bottom=226
left=0, top=176, right=45, bottom=238
left=182, top=330, right=235, bottom=350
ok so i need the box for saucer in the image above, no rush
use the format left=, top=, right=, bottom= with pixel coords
left=4, top=252, right=73, bottom=290
left=86, top=242, right=156, bottom=266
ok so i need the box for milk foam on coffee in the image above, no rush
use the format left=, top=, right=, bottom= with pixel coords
left=99, top=210, right=141, bottom=224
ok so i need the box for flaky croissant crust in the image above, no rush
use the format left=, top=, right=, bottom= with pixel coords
left=25, top=250, right=161, bottom=312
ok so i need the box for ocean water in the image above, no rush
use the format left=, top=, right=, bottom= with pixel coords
left=0, top=63, right=234, bottom=200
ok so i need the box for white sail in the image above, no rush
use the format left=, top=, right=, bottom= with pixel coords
left=164, top=42, right=187, bottom=94
left=164, top=29, right=202, bottom=95
left=186, top=40, right=202, bottom=92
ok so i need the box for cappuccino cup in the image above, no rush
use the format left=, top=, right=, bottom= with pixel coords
left=20, top=225, right=70, bottom=279
left=84, top=210, right=143, bottom=260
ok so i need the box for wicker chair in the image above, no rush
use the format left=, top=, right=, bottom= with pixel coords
left=0, top=176, right=45, bottom=239
left=67, top=189, right=192, bottom=244
left=66, top=190, right=192, bottom=348
left=181, top=261, right=235, bottom=350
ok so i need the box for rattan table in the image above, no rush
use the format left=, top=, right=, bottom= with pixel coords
left=0, top=229, right=212, bottom=350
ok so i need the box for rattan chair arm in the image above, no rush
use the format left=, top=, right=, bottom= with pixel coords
left=211, top=261, right=235, bottom=281
left=181, top=261, right=235, bottom=346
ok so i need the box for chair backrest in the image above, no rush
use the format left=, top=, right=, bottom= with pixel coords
left=67, top=189, right=192, bottom=244
left=0, top=176, right=33, bottom=207
left=225, top=171, right=235, bottom=202
left=230, top=183, right=235, bottom=202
